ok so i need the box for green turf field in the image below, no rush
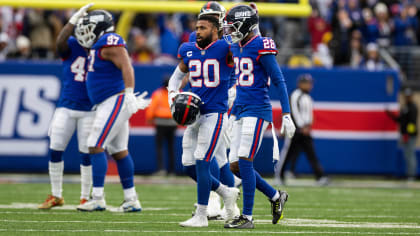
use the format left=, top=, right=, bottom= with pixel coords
left=0, top=177, right=420, bottom=235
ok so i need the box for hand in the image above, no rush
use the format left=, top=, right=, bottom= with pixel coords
left=136, top=91, right=150, bottom=110
left=228, top=86, right=236, bottom=109
left=69, top=3, right=94, bottom=25
left=124, top=88, right=139, bottom=115
left=168, top=90, right=178, bottom=107
left=280, top=114, right=296, bottom=138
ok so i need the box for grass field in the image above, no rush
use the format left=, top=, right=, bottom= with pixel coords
left=0, top=176, right=420, bottom=235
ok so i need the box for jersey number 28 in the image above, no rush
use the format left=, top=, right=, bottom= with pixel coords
left=234, top=57, right=254, bottom=86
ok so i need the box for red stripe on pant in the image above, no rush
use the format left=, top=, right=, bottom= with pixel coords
left=249, top=119, right=263, bottom=160
left=205, top=113, right=223, bottom=162
left=96, top=95, right=124, bottom=147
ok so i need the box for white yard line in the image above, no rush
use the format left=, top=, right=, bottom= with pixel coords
left=0, top=203, right=168, bottom=212
left=1, top=218, right=419, bottom=229
left=0, top=229, right=419, bottom=235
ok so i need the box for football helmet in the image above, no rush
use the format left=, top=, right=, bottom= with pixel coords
left=199, top=1, right=226, bottom=28
left=75, top=10, right=115, bottom=48
left=223, top=5, right=258, bottom=44
left=171, top=92, right=201, bottom=126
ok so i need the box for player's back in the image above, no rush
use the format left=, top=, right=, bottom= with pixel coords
left=230, top=35, right=277, bottom=106
left=178, top=40, right=233, bottom=114
left=86, top=33, right=126, bottom=105
left=59, top=36, right=92, bottom=111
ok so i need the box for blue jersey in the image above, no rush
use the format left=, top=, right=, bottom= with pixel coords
left=178, top=40, right=233, bottom=114
left=86, top=33, right=126, bottom=105
left=57, top=36, right=92, bottom=111
left=230, top=35, right=279, bottom=122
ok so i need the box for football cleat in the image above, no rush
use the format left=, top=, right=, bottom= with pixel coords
left=38, top=195, right=64, bottom=209
left=77, top=198, right=106, bottom=212
left=271, top=190, right=288, bottom=224
left=224, top=215, right=254, bottom=229
left=220, top=202, right=240, bottom=220
left=207, top=191, right=222, bottom=219
left=118, top=199, right=142, bottom=212
left=79, top=198, right=89, bottom=205
left=180, top=214, right=208, bottom=227
left=222, top=187, right=240, bottom=221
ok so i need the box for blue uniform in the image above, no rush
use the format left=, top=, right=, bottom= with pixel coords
left=58, top=36, right=92, bottom=111
left=86, top=33, right=126, bottom=105
left=230, top=35, right=289, bottom=122
left=189, top=31, right=197, bottom=42
left=178, top=40, right=233, bottom=114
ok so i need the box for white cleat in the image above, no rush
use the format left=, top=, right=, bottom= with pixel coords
left=118, top=199, right=142, bottom=212
left=220, top=202, right=240, bottom=220
left=222, top=187, right=240, bottom=221
left=207, top=191, right=222, bottom=219
left=179, top=214, right=208, bottom=227
left=77, top=198, right=106, bottom=212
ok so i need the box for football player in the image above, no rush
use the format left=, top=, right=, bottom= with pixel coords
left=186, top=1, right=239, bottom=220
left=74, top=10, right=150, bottom=212
left=167, top=14, right=240, bottom=227
left=38, top=3, right=94, bottom=210
left=223, top=5, right=296, bottom=229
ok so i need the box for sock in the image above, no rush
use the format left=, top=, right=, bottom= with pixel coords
left=91, top=152, right=107, bottom=189
left=123, top=187, right=137, bottom=201
left=215, top=183, right=230, bottom=198
left=244, top=214, right=253, bottom=221
left=196, top=204, right=208, bottom=217
left=196, top=160, right=211, bottom=206
left=234, top=175, right=242, bottom=187
left=50, top=150, right=63, bottom=163
left=238, top=158, right=256, bottom=216
left=255, top=170, right=277, bottom=200
left=92, top=187, right=104, bottom=199
left=49, top=161, right=64, bottom=198
left=184, top=165, right=220, bottom=191
left=116, top=154, right=135, bottom=189
left=210, top=158, right=220, bottom=180
left=80, top=153, right=92, bottom=200
left=271, top=191, right=280, bottom=201
left=219, top=163, right=235, bottom=187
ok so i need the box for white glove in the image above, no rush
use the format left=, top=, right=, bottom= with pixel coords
left=280, top=114, right=296, bottom=138
left=228, top=86, right=236, bottom=109
left=69, top=3, right=94, bottom=25
left=124, top=88, right=139, bottom=115
left=136, top=91, right=150, bottom=110
left=168, top=90, right=178, bottom=107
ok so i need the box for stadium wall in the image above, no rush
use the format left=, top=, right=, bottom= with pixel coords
left=0, top=61, right=418, bottom=177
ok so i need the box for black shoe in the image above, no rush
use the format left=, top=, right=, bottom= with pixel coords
left=270, top=190, right=288, bottom=224
left=224, top=215, right=254, bottom=229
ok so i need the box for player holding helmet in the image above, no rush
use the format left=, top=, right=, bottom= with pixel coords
left=168, top=14, right=239, bottom=227
left=74, top=9, right=150, bottom=212
left=223, top=5, right=296, bottom=229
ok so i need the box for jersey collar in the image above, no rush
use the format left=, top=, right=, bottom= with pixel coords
left=195, top=40, right=217, bottom=51
left=239, top=35, right=258, bottom=48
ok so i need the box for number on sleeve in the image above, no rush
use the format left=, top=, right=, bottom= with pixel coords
left=70, top=56, right=86, bottom=82
left=263, top=38, right=276, bottom=49
left=106, top=35, right=119, bottom=45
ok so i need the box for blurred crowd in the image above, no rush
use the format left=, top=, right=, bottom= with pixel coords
left=1, top=0, right=420, bottom=71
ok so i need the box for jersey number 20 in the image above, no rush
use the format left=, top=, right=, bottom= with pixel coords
left=189, top=59, right=220, bottom=87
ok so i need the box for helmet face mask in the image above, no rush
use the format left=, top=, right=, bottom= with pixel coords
left=223, top=5, right=258, bottom=45
left=75, top=10, right=115, bottom=48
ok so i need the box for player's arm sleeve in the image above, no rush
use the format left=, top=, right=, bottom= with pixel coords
left=259, top=54, right=291, bottom=113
